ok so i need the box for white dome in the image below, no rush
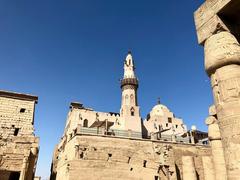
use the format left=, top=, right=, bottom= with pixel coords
left=151, top=104, right=169, bottom=116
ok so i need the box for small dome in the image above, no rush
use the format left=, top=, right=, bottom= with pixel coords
left=151, top=104, right=169, bottom=116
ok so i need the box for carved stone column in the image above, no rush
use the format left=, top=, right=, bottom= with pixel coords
left=194, top=1, right=240, bottom=178
left=205, top=105, right=227, bottom=180
left=204, top=31, right=240, bottom=179
left=202, top=156, right=215, bottom=180
left=182, top=156, right=197, bottom=180
left=19, top=157, right=29, bottom=180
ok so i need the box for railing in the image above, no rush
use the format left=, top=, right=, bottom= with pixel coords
left=75, top=126, right=142, bottom=139
left=72, top=126, right=208, bottom=145
left=154, top=134, right=189, bottom=143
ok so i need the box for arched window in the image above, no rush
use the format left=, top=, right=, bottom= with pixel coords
left=125, top=95, right=129, bottom=105
left=130, top=107, right=135, bottom=116
left=83, top=119, right=88, bottom=127
left=130, top=94, right=134, bottom=104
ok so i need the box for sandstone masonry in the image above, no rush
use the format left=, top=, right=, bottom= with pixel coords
left=0, top=90, right=39, bottom=180
left=194, top=0, right=240, bottom=179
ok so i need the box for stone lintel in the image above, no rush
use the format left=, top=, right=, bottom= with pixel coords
left=194, top=0, right=232, bottom=45
left=195, top=14, right=229, bottom=45
left=0, top=90, right=38, bottom=103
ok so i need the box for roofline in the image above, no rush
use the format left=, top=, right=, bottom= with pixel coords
left=0, top=90, right=38, bottom=103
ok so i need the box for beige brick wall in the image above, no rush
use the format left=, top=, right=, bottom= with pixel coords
left=0, top=91, right=39, bottom=180
left=0, top=97, right=35, bottom=138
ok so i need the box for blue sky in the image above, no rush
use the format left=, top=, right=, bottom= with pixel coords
left=0, top=0, right=211, bottom=178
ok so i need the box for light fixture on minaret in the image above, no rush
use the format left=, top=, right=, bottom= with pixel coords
left=119, top=51, right=142, bottom=133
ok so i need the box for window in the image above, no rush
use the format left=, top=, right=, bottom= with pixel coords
left=176, top=125, right=178, bottom=128
left=14, top=128, right=20, bottom=136
left=83, top=119, right=88, bottom=127
left=130, top=94, right=134, bottom=104
left=143, top=160, right=147, bottom=168
left=107, top=153, right=112, bottom=161
left=20, top=108, right=26, bottom=113
left=130, top=107, right=135, bottom=116
left=128, top=157, right=131, bottom=163
left=80, top=152, right=84, bottom=159
left=166, top=123, right=168, bottom=127
left=154, top=123, right=157, bottom=130
left=168, top=118, right=172, bottom=123
left=125, top=95, right=129, bottom=105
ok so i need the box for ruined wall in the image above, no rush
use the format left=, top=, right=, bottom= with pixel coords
left=0, top=90, right=39, bottom=180
left=0, top=96, right=35, bottom=138
left=52, top=135, right=211, bottom=180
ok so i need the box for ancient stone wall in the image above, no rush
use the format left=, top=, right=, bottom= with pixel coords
left=0, top=90, right=39, bottom=180
left=0, top=96, right=35, bottom=138
left=52, top=135, right=211, bottom=180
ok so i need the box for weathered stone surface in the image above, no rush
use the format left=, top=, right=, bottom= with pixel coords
left=204, top=31, right=240, bottom=76
left=182, top=156, right=197, bottom=180
left=194, top=0, right=240, bottom=179
left=205, top=112, right=227, bottom=180
left=0, top=90, right=39, bottom=180
left=194, top=0, right=240, bottom=44
left=51, top=134, right=211, bottom=180
left=202, top=156, right=215, bottom=180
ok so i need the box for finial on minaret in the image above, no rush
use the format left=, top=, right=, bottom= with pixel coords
left=157, top=97, right=161, bottom=104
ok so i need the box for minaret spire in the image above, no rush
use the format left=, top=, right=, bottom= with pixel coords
left=120, top=52, right=142, bottom=132
left=120, top=51, right=142, bottom=134
left=123, top=51, right=136, bottom=79
left=121, top=51, right=138, bottom=107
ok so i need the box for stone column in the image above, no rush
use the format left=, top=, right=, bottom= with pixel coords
left=202, top=156, right=214, bottom=180
left=182, top=156, right=197, bottom=180
left=19, top=157, right=29, bottom=180
left=204, top=31, right=240, bottom=179
left=205, top=105, right=227, bottom=180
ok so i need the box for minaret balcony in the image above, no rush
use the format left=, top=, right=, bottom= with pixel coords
left=120, top=78, right=139, bottom=89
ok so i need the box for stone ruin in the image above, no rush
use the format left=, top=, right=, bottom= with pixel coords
left=50, top=133, right=211, bottom=180
left=0, top=90, right=39, bottom=180
left=194, top=0, right=240, bottom=179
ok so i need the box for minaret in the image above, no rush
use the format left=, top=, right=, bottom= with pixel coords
left=120, top=51, right=142, bottom=133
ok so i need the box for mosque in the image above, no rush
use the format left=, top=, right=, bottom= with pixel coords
left=61, top=52, right=188, bottom=140
left=1, top=0, right=240, bottom=179
left=49, top=52, right=210, bottom=180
